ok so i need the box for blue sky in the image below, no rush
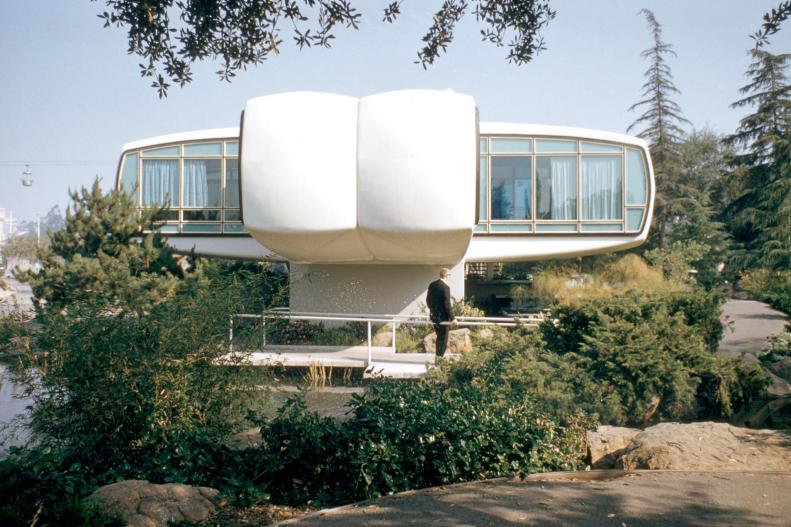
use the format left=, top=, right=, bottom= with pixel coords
left=0, top=0, right=788, bottom=224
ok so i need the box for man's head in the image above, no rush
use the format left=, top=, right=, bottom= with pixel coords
left=439, top=267, right=450, bottom=279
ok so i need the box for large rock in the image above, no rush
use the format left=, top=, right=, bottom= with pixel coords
left=586, top=425, right=640, bottom=469
left=768, top=358, right=791, bottom=382
left=616, top=422, right=791, bottom=471
left=423, top=328, right=472, bottom=354
left=88, top=480, right=219, bottom=527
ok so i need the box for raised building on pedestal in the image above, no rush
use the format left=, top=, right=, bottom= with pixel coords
left=116, top=90, right=654, bottom=315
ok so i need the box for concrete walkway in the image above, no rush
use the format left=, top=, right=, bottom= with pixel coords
left=272, top=300, right=791, bottom=527
left=719, top=299, right=790, bottom=396
left=719, top=299, right=788, bottom=361
left=276, top=471, right=791, bottom=527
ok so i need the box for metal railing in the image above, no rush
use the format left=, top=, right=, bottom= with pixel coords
left=229, top=310, right=545, bottom=366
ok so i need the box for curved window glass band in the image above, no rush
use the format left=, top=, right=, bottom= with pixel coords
left=184, top=159, right=222, bottom=208
left=121, top=153, right=138, bottom=195
left=581, top=155, right=622, bottom=220
left=491, top=156, right=532, bottom=220
left=141, top=159, right=179, bottom=207
left=626, top=148, right=647, bottom=205
left=491, top=138, right=532, bottom=153
left=537, top=156, right=577, bottom=220
left=120, top=139, right=243, bottom=234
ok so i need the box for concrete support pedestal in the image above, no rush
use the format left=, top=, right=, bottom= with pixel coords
left=289, top=261, right=465, bottom=316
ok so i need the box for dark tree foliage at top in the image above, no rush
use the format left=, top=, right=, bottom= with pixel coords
left=96, top=0, right=556, bottom=97
left=627, top=9, right=691, bottom=249
left=724, top=47, right=791, bottom=269
left=752, top=0, right=791, bottom=49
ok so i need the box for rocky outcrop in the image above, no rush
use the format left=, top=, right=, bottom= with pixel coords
left=587, top=422, right=791, bottom=471
left=423, top=328, right=472, bottom=354
left=586, top=426, right=640, bottom=469
left=88, top=480, right=219, bottom=527
left=615, top=422, right=791, bottom=471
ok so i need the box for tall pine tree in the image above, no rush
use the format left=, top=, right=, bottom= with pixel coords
left=628, top=9, right=691, bottom=249
left=16, top=179, right=185, bottom=315
left=725, top=44, right=791, bottom=269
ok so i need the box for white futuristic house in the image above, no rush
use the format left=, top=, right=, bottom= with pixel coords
left=116, top=90, right=654, bottom=315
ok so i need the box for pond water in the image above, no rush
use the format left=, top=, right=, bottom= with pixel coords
left=0, top=363, right=32, bottom=454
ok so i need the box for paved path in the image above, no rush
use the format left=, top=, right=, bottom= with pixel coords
left=719, top=299, right=788, bottom=361
left=0, top=276, right=34, bottom=314
left=276, top=471, right=791, bottom=527
left=719, top=299, right=790, bottom=396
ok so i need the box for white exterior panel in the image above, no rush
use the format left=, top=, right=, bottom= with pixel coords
left=357, top=90, right=476, bottom=263
left=241, top=92, right=369, bottom=262
left=465, top=234, right=647, bottom=262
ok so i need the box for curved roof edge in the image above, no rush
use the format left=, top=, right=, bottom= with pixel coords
left=121, top=127, right=240, bottom=152
left=480, top=122, right=647, bottom=148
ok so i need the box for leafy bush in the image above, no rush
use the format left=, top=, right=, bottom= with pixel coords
left=441, top=289, right=766, bottom=425
left=740, top=269, right=791, bottom=314
left=247, top=378, right=592, bottom=506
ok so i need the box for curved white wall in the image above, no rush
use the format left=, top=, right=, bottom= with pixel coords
left=241, top=92, right=368, bottom=263
left=240, top=90, right=477, bottom=265
left=357, top=90, right=477, bottom=263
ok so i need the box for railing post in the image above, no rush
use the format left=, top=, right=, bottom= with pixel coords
left=367, top=320, right=372, bottom=366
left=229, top=316, right=234, bottom=353
left=391, top=320, right=396, bottom=353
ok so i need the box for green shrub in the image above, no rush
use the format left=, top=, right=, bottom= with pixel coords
left=450, top=289, right=765, bottom=425
left=741, top=269, right=791, bottom=314
left=244, top=377, right=593, bottom=506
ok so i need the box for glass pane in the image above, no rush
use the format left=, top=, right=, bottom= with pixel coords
left=474, top=224, right=488, bottom=233
left=184, top=143, right=222, bottom=156
left=156, top=225, right=180, bottom=233
left=141, top=159, right=179, bottom=207
left=626, top=149, right=647, bottom=205
left=491, top=138, right=532, bottom=153
left=182, top=224, right=222, bottom=233
left=224, top=223, right=246, bottom=233
left=491, top=157, right=532, bottom=220
left=142, top=146, right=179, bottom=157
left=152, top=210, right=179, bottom=221
left=490, top=223, right=532, bottom=232
left=479, top=138, right=488, bottom=153
left=225, top=159, right=240, bottom=208
left=121, top=152, right=138, bottom=197
left=581, top=155, right=623, bottom=220
left=581, top=223, right=623, bottom=232
left=479, top=156, right=488, bottom=221
left=537, top=156, right=577, bottom=220
left=581, top=142, right=622, bottom=153
left=536, top=223, right=577, bottom=232
left=536, top=139, right=577, bottom=153
left=184, top=159, right=222, bottom=208
left=224, top=210, right=241, bottom=221
left=225, top=141, right=239, bottom=156
left=183, top=210, right=221, bottom=221
left=627, top=208, right=645, bottom=231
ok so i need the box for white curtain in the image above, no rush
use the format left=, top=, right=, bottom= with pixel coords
left=141, top=160, right=178, bottom=207
left=582, top=156, right=622, bottom=220
left=549, top=157, right=576, bottom=219
left=183, top=160, right=209, bottom=207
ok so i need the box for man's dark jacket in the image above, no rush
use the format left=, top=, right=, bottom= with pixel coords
left=426, top=279, right=454, bottom=322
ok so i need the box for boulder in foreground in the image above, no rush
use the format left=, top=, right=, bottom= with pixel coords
left=87, top=480, right=219, bottom=527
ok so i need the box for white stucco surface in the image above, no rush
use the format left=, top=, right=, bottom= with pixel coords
left=240, top=90, right=476, bottom=265
left=289, top=261, right=465, bottom=316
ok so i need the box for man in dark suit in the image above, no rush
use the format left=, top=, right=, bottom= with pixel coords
left=426, top=268, right=456, bottom=357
